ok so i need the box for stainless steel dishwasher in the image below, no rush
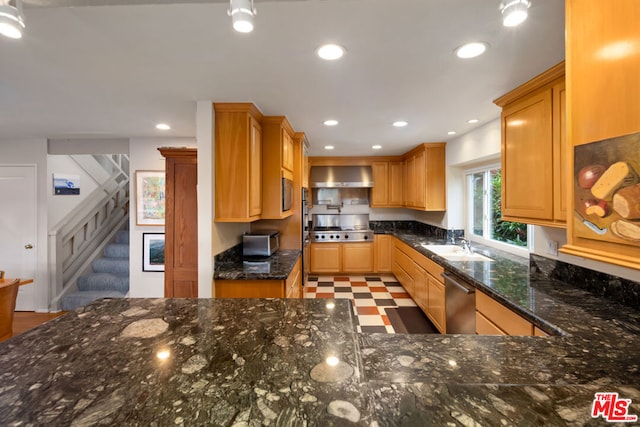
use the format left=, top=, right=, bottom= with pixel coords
left=442, top=272, right=476, bottom=334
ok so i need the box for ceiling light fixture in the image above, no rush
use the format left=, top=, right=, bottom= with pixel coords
left=500, top=0, right=531, bottom=27
left=317, top=44, right=345, bottom=60
left=323, top=119, right=339, bottom=126
left=228, top=0, right=256, bottom=33
left=324, top=145, right=334, bottom=150
left=0, top=0, right=25, bottom=40
left=393, top=121, right=408, bottom=127
left=372, top=145, right=382, bottom=150
left=467, top=119, right=479, bottom=124
left=447, top=131, right=457, bottom=135
left=156, top=123, right=171, bottom=130
left=455, top=42, right=488, bottom=59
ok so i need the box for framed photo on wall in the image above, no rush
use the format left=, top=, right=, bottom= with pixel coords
left=142, top=233, right=165, bottom=272
left=136, top=170, right=165, bottom=226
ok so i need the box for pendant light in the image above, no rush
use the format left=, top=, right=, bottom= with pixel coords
left=228, top=0, right=256, bottom=33
left=500, top=0, right=531, bottom=27
left=0, top=0, right=25, bottom=39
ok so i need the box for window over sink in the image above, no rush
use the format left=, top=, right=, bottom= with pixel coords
left=465, top=164, right=531, bottom=257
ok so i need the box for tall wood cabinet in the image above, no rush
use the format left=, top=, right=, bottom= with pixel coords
left=214, top=103, right=263, bottom=222
left=561, top=0, right=640, bottom=270
left=159, top=147, right=198, bottom=298
left=494, top=62, right=566, bottom=227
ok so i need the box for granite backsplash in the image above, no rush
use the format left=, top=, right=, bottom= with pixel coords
left=530, top=253, right=640, bottom=311
left=369, top=220, right=463, bottom=241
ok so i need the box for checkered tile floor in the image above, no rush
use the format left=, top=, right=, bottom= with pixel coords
left=304, top=275, right=417, bottom=333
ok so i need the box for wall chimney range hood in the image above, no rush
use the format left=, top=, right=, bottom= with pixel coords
left=310, top=165, right=374, bottom=188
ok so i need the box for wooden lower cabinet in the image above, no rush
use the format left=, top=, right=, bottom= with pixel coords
left=475, top=291, right=533, bottom=336
left=216, top=258, right=301, bottom=298
left=310, top=242, right=374, bottom=273
left=391, top=237, right=446, bottom=333
left=310, top=243, right=341, bottom=273
left=426, top=273, right=446, bottom=333
left=342, top=243, right=374, bottom=273
left=374, top=234, right=393, bottom=273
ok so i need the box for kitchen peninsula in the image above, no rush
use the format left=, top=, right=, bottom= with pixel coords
left=2, top=226, right=640, bottom=425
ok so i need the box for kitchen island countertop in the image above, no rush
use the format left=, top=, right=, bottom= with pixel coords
left=3, top=230, right=640, bottom=424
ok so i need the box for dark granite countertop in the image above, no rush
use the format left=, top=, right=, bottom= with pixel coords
left=2, top=230, right=639, bottom=424
left=214, top=249, right=301, bottom=280
left=1, top=295, right=639, bottom=425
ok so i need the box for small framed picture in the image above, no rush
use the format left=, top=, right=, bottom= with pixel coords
left=142, top=233, right=165, bottom=272
left=136, top=170, right=165, bottom=226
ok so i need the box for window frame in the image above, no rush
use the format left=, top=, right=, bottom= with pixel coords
left=463, top=163, right=532, bottom=258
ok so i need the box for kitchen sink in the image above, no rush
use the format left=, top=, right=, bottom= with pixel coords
left=421, top=244, right=494, bottom=262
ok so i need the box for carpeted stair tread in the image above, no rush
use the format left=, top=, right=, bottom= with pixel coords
left=104, top=243, right=129, bottom=258
left=116, top=230, right=129, bottom=245
left=77, top=273, right=129, bottom=293
left=91, top=257, right=129, bottom=274
left=61, top=290, right=127, bottom=311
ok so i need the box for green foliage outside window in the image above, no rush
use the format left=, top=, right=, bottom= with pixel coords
left=491, top=170, right=527, bottom=247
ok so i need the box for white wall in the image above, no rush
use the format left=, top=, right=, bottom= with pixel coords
left=47, top=155, right=101, bottom=227
left=0, top=139, right=50, bottom=311
left=445, top=118, right=639, bottom=281
left=128, top=137, right=196, bottom=298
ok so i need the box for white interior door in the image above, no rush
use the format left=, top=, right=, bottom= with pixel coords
left=0, top=165, right=37, bottom=311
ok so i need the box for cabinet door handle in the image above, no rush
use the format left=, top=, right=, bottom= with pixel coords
left=25, top=244, right=33, bottom=249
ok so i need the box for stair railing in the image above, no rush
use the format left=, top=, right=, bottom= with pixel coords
left=48, top=154, right=130, bottom=311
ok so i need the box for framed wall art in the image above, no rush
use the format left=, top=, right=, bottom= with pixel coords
left=136, top=170, right=165, bottom=226
left=142, top=233, right=165, bottom=272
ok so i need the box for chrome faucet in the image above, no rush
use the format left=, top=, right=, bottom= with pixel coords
left=459, top=238, right=472, bottom=254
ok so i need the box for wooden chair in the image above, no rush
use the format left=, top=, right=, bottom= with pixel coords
left=0, top=278, right=20, bottom=341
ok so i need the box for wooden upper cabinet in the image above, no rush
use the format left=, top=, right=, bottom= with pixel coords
left=261, top=116, right=295, bottom=219
left=389, top=161, right=405, bottom=206
left=494, top=62, right=566, bottom=227
left=560, top=0, right=640, bottom=270
left=214, top=103, right=263, bottom=222
left=249, top=116, right=263, bottom=218
left=371, top=162, right=390, bottom=206
left=403, top=143, right=446, bottom=211
left=159, top=147, right=198, bottom=298
left=282, top=129, right=295, bottom=173
left=372, top=161, right=404, bottom=207
left=294, top=132, right=310, bottom=189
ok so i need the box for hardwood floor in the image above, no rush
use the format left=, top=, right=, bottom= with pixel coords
left=0, top=312, right=66, bottom=343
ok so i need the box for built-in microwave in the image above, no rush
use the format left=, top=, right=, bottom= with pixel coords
left=282, top=177, right=293, bottom=212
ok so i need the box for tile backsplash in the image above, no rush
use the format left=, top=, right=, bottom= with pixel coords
left=530, top=253, right=640, bottom=311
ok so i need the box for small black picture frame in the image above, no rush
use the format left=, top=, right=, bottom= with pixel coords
left=142, top=233, right=165, bottom=272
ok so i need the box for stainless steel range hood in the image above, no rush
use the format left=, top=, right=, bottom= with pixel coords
left=309, top=165, right=374, bottom=188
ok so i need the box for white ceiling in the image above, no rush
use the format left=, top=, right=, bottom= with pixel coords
left=1, top=0, right=565, bottom=156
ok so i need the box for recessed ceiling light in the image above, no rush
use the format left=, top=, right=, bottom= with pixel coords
left=372, top=145, right=382, bottom=150
left=447, top=131, right=457, bottom=135
left=393, top=121, right=408, bottom=127
left=156, top=123, right=171, bottom=130
left=323, top=119, right=339, bottom=126
left=455, top=42, right=488, bottom=59
left=317, top=44, right=345, bottom=60
left=467, top=119, right=479, bottom=124
left=324, top=145, right=334, bottom=150
left=501, top=0, right=530, bottom=27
